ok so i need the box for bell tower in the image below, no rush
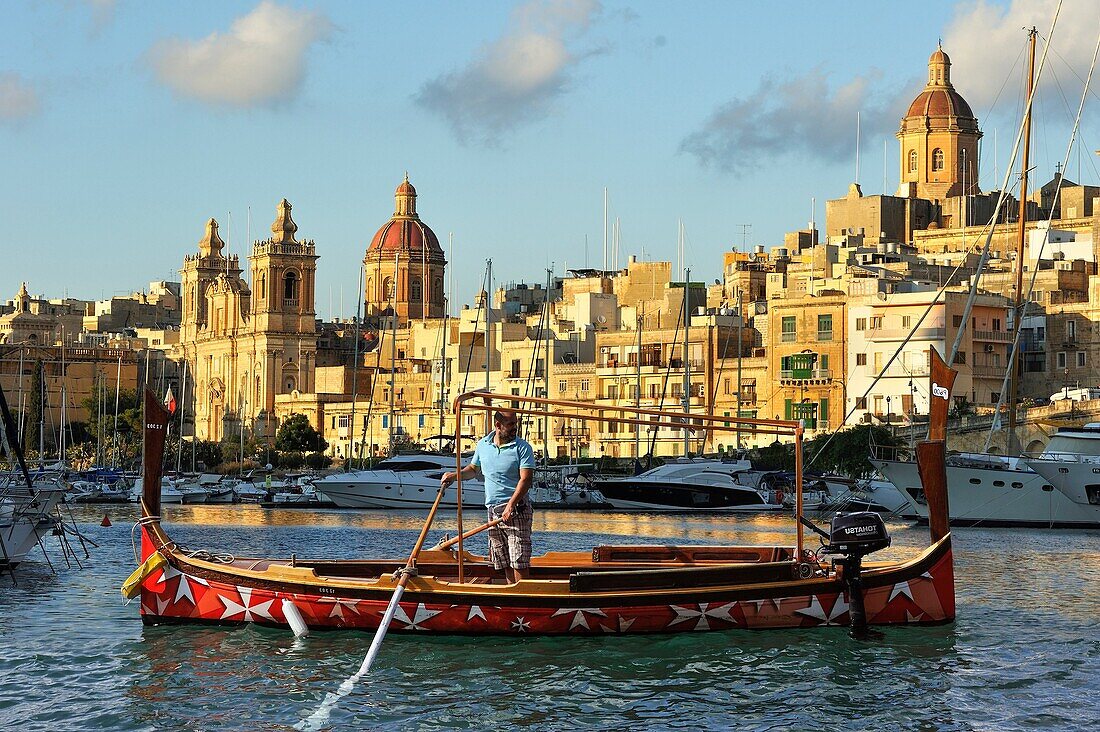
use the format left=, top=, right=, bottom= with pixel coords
left=248, top=199, right=319, bottom=413
left=897, top=44, right=981, bottom=201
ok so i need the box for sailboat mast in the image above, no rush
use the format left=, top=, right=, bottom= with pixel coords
left=682, top=268, right=691, bottom=456
left=1007, top=27, right=1037, bottom=453
left=177, top=359, right=188, bottom=473
left=736, top=290, right=744, bottom=449
left=635, top=303, right=642, bottom=460
left=389, top=252, right=399, bottom=455
left=484, top=258, right=492, bottom=434
left=113, top=353, right=122, bottom=468
left=348, top=264, right=364, bottom=469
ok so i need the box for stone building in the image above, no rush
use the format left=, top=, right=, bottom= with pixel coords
left=177, top=200, right=318, bottom=443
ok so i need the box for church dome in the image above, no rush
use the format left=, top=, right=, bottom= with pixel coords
left=905, top=87, right=975, bottom=120
left=901, top=43, right=978, bottom=130
left=367, top=174, right=443, bottom=255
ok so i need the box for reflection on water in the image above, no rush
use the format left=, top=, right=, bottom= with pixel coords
left=3, top=507, right=1095, bottom=731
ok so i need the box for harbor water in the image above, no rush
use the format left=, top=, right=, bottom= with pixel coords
left=1, top=505, right=1097, bottom=731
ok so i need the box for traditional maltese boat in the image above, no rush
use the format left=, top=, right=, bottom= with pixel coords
left=126, top=350, right=957, bottom=635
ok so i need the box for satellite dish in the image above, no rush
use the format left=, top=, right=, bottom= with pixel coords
left=748, top=252, right=758, bottom=261
left=596, top=315, right=607, bottom=324
left=877, top=291, right=888, bottom=301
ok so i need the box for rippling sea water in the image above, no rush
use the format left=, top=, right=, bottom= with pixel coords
left=1, top=505, right=1097, bottom=731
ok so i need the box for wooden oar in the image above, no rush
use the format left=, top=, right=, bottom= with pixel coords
left=298, top=481, right=452, bottom=731
left=434, top=518, right=502, bottom=550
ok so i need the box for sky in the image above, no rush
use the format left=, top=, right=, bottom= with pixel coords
left=2, top=0, right=1099, bottom=316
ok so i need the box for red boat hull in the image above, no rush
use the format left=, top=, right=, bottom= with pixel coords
left=137, top=527, right=954, bottom=634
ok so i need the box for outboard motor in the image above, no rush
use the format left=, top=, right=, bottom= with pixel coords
left=801, top=512, right=890, bottom=636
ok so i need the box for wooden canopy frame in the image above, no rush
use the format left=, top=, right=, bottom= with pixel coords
left=443, top=392, right=807, bottom=583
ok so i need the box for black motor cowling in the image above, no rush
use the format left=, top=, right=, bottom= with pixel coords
left=827, top=511, right=890, bottom=556
left=800, top=511, right=892, bottom=638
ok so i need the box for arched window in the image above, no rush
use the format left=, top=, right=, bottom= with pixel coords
left=258, top=274, right=266, bottom=301
left=284, top=271, right=298, bottom=304
left=932, top=148, right=944, bottom=172
left=410, top=278, right=422, bottom=302
left=383, top=277, right=394, bottom=301
left=908, top=150, right=917, bottom=173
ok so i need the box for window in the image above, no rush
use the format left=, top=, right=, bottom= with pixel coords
left=901, top=315, right=912, bottom=329
left=993, top=318, right=1001, bottom=331
left=855, top=318, right=866, bottom=331
left=580, top=379, right=590, bottom=392
left=991, top=392, right=1000, bottom=403
left=1068, top=320, right=1077, bottom=341
left=953, top=315, right=963, bottom=327
left=418, top=415, right=426, bottom=428
left=284, top=271, right=299, bottom=303
left=817, top=314, right=833, bottom=341
left=258, top=274, right=266, bottom=300
left=1057, top=352, right=1067, bottom=368
left=381, top=415, right=389, bottom=429
left=855, top=397, right=868, bottom=410
left=1077, top=351, right=1086, bottom=367
left=607, top=384, right=618, bottom=399
left=953, top=351, right=966, bottom=365
left=908, top=150, right=917, bottom=172
left=559, top=379, right=567, bottom=392
left=781, top=316, right=796, bottom=342
left=410, top=278, right=422, bottom=302
left=724, top=378, right=732, bottom=395
left=932, top=148, right=944, bottom=171
left=871, top=316, right=883, bottom=329
left=856, top=353, right=867, bottom=366
left=510, top=359, right=521, bottom=378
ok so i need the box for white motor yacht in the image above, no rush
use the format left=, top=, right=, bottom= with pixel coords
left=873, top=425, right=1100, bottom=528
left=592, top=457, right=786, bottom=512
left=317, top=453, right=485, bottom=509
left=1021, top=425, right=1100, bottom=518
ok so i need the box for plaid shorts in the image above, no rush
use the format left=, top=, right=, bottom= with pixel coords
left=486, top=501, right=533, bottom=570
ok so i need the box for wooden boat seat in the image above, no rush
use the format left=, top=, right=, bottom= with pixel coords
left=569, top=561, right=796, bottom=593
left=591, top=545, right=793, bottom=564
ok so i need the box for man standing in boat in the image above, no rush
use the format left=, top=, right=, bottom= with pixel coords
left=440, top=409, right=536, bottom=583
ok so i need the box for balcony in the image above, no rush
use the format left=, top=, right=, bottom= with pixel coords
left=867, top=326, right=946, bottom=342
left=973, top=330, right=1012, bottom=342
left=780, top=369, right=832, bottom=386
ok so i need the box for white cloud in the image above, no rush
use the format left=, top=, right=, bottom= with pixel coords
left=680, top=69, right=900, bottom=176
left=416, top=0, right=603, bottom=145
left=147, top=1, right=332, bottom=108
left=942, top=0, right=1100, bottom=115
left=0, top=73, right=40, bottom=123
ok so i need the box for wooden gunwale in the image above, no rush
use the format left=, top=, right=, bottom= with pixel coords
left=141, top=518, right=950, bottom=607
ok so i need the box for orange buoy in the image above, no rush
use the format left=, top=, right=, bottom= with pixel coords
left=101, top=514, right=112, bottom=527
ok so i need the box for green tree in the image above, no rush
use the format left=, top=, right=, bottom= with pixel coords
left=81, top=385, right=142, bottom=444
left=275, top=414, right=327, bottom=453
left=805, top=424, right=901, bottom=478
left=191, top=439, right=223, bottom=470
left=23, top=360, right=43, bottom=455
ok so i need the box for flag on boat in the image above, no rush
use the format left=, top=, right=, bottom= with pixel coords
left=165, top=386, right=177, bottom=415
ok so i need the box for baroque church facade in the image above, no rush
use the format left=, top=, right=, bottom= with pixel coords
left=177, top=200, right=318, bottom=442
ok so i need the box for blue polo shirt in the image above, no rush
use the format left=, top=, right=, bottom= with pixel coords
left=471, top=433, right=536, bottom=506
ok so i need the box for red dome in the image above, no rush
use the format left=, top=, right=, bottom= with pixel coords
left=905, top=87, right=975, bottom=120
left=368, top=217, right=442, bottom=254
left=396, top=178, right=416, bottom=196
